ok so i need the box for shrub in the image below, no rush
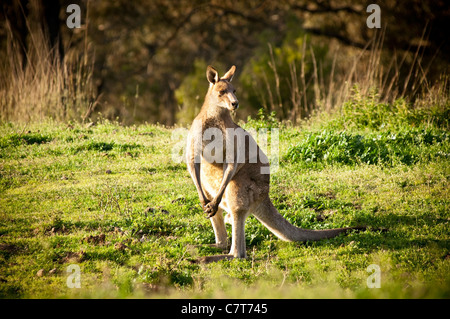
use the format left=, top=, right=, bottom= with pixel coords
left=335, top=85, right=450, bottom=131
left=285, top=128, right=449, bottom=166
left=243, top=108, right=282, bottom=130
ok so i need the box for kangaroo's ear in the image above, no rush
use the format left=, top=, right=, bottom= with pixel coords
left=221, top=65, right=236, bottom=82
left=206, top=66, right=219, bottom=84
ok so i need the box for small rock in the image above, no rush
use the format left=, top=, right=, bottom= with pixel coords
left=62, top=251, right=85, bottom=264
left=36, top=269, right=45, bottom=277
left=105, top=169, right=112, bottom=174
left=48, top=268, right=57, bottom=275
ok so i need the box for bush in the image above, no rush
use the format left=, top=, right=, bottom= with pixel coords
left=239, top=25, right=330, bottom=121
left=285, top=128, right=449, bottom=166
left=243, top=108, right=282, bottom=130
left=335, top=85, right=450, bottom=131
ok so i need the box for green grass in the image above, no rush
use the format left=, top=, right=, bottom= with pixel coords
left=0, top=101, right=449, bottom=298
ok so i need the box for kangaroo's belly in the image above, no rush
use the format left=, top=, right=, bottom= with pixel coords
left=200, top=159, right=223, bottom=198
left=199, top=161, right=230, bottom=211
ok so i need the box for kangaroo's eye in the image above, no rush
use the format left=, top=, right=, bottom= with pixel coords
left=233, top=90, right=236, bottom=93
left=220, top=90, right=226, bottom=95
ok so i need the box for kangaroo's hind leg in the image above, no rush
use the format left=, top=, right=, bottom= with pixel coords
left=228, top=209, right=249, bottom=258
left=198, top=208, right=248, bottom=263
left=210, top=208, right=228, bottom=249
left=195, top=208, right=233, bottom=264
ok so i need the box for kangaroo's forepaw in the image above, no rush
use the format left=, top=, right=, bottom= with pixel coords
left=204, top=202, right=219, bottom=218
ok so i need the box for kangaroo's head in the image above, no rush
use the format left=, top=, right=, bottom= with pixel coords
left=206, top=65, right=239, bottom=111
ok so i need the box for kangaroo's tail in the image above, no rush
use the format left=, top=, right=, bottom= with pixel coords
left=252, top=197, right=365, bottom=242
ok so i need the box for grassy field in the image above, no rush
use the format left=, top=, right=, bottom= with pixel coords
left=0, top=95, right=449, bottom=298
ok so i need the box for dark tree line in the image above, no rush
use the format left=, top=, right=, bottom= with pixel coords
left=1, top=0, right=448, bottom=124
left=1, top=0, right=64, bottom=67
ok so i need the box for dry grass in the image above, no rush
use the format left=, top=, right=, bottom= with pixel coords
left=253, top=27, right=443, bottom=123
left=0, top=7, right=96, bottom=123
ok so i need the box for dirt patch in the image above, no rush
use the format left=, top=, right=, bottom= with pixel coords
left=0, top=243, right=19, bottom=253
left=114, top=242, right=128, bottom=251
left=316, top=209, right=337, bottom=222
left=83, top=234, right=106, bottom=245
left=318, top=191, right=336, bottom=200
left=61, top=251, right=85, bottom=263
left=195, top=254, right=234, bottom=264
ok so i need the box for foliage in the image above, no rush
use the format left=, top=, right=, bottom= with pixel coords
left=285, top=85, right=450, bottom=167
left=336, top=85, right=450, bottom=131
left=285, top=128, right=449, bottom=167
left=175, top=60, right=229, bottom=125
left=239, top=26, right=330, bottom=121
left=243, top=108, right=282, bottom=130
left=2, top=1, right=448, bottom=124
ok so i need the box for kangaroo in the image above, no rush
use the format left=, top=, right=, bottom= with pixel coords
left=186, top=65, right=364, bottom=260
